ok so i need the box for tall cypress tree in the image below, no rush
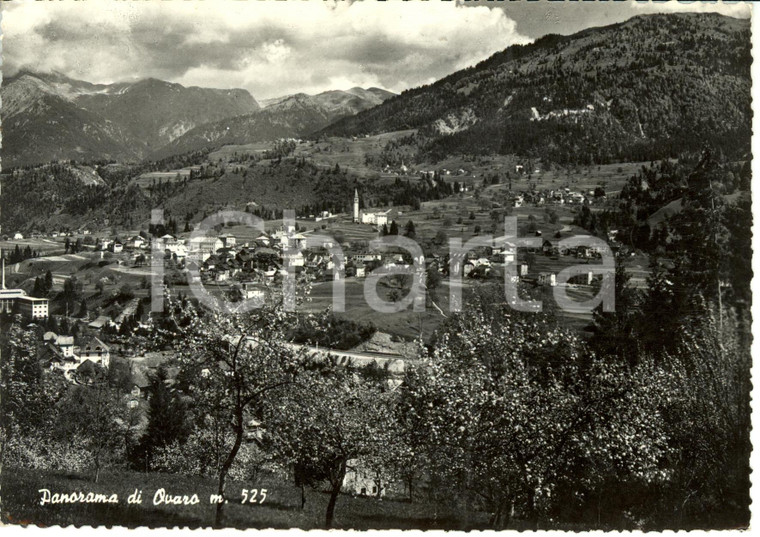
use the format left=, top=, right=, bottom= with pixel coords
left=136, top=365, right=188, bottom=469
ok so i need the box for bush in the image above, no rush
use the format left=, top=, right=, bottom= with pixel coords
left=290, top=314, right=376, bottom=350
left=3, top=429, right=92, bottom=473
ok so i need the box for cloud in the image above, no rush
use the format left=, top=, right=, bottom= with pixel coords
left=629, top=0, right=751, bottom=18
left=2, top=0, right=529, bottom=99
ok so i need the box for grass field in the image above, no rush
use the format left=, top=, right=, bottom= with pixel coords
left=209, top=142, right=273, bottom=163
left=0, top=238, right=64, bottom=257
left=304, top=278, right=452, bottom=343
left=2, top=466, right=488, bottom=530
left=132, top=166, right=202, bottom=189
left=292, top=131, right=418, bottom=179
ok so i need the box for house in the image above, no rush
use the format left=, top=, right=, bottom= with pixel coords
left=241, top=282, right=268, bottom=301
left=126, top=236, right=145, bottom=250
left=13, top=232, right=23, bottom=240
left=130, top=368, right=150, bottom=402
left=538, top=272, right=556, bottom=287
left=282, top=251, right=305, bottom=267
left=187, top=236, right=223, bottom=262
left=75, top=359, right=105, bottom=384
left=77, top=337, right=111, bottom=368
left=112, top=242, right=124, bottom=254
left=44, top=343, right=79, bottom=377
left=245, top=418, right=265, bottom=442
left=220, top=234, right=237, bottom=249
left=254, top=234, right=271, bottom=247
left=88, top=315, right=110, bottom=329
left=291, top=233, right=307, bottom=250
left=350, top=253, right=381, bottom=264
left=43, top=331, right=58, bottom=343
left=54, top=335, right=75, bottom=357
left=361, top=212, right=389, bottom=226
left=215, top=268, right=230, bottom=282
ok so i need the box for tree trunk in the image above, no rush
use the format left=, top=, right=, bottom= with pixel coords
left=325, top=460, right=347, bottom=529
left=214, top=412, right=244, bottom=528
left=325, top=485, right=341, bottom=529
left=300, top=484, right=306, bottom=510
left=93, top=449, right=101, bottom=483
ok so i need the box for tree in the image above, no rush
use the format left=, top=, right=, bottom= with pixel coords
left=402, top=295, right=669, bottom=528
left=134, top=365, right=189, bottom=469
left=171, top=300, right=304, bottom=526
left=55, top=382, right=128, bottom=483
left=588, top=261, right=641, bottom=364
left=61, top=276, right=81, bottom=314
left=404, top=220, right=416, bottom=239
left=1, top=321, right=62, bottom=436
left=44, top=270, right=53, bottom=294
left=389, top=220, right=399, bottom=236
left=266, top=367, right=398, bottom=528
left=78, top=298, right=88, bottom=318
left=655, top=305, right=751, bottom=527
left=32, top=277, right=44, bottom=298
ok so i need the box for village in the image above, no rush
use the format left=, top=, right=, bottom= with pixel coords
left=0, top=163, right=627, bottom=403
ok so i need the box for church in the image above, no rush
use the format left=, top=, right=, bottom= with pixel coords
left=352, top=189, right=391, bottom=226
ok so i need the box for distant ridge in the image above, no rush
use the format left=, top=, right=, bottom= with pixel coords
left=150, top=86, right=396, bottom=159
left=319, top=12, right=751, bottom=164
left=1, top=71, right=260, bottom=168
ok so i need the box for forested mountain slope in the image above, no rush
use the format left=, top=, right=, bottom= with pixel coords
left=321, top=13, right=751, bottom=165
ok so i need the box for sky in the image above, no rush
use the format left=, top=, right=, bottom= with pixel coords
left=1, top=0, right=751, bottom=100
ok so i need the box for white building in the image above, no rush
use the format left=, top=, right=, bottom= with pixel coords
left=0, top=257, right=48, bottom=320
left=220, top=234, right=237, bottom=248
left=187, top=236, right=223, bottom=262
left=77, top=337, right=111, bottom=369
left=360, top=210, right=390, bottom=227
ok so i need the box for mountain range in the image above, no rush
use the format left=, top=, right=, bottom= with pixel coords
left=0, top=72, right=394, bottom=168
left=150, top=87, right=395, bottom=159
left=321, top=12, right=751, bottom=165
left=2, top=12, right=751, bottom=169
